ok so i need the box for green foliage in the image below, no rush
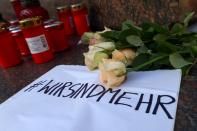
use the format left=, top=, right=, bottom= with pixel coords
left=126, top=35, right=143, bottom=47
left=183, top=12, right=195, bottom=27
left=169, top=53, right=192, bottom=68
left=101, top=30, right=120, bottom=41
left=171, top=23, right=185, bottom=34
left=100, top=12, right=197, bottom=75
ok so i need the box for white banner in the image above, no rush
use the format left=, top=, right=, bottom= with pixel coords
left=0, top=65, right=182, bottom=131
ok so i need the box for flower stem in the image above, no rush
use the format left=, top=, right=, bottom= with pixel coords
left=127, top=55, right=168, bottom=72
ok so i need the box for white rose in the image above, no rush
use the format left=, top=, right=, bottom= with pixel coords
left=112, top=48, right=136, bottom=66
left=99, top=59, right=126, bottom=88
left=81, top=31, right=108, bottom=45
left=84, top=51, right=98, bottom=70
left=84, top=42, right=115, bottom=70
left=94, top=42, right=115, bottom=51
left=89, top=33, right=106, bottom=45
left=84, top=47, right=109, bottom=70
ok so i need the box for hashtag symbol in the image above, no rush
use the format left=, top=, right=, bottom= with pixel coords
left=24, top=80, right=47, bottom=92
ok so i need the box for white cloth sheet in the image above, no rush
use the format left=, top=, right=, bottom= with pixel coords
left=0, top=65, right=182, bottom=131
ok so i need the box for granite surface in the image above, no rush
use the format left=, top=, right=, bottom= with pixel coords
left=0, top=37, right=197, bottom=131
left=84, top=0, right=179, bottom=29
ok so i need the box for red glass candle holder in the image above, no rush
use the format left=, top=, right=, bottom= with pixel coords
left=45, top=21, right=69, bottom=52
left=19, top=0, right=49, bottom=21
left=9, top=20, right=19, bottom=26
left=44, top=19, right=56, bottom=25
left=0, top=25, right=21, bottom=68
left=71, top=3, right=90, bottom=36
left=11, top=27, right=30, bottom=56
left=57, top=5, right=74, bottom=36
left=10, top=0, right=23, bottom=19
left=20, top=17, right=54, bottom=64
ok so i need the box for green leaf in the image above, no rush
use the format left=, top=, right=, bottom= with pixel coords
left=150, top=55, right=171, bottom=70
left=153, top=57, right=170, bottom=66
left=171, top=23, right=185, bottom=34
left=169, top=53, right=192, bottom=69
left=122, top=20, right=142, bottom=31
left=131, top=54, right=151, bottom=70
left=126, top=35, right=143, bottom=47
left=119, top=29, right=138, bottom=43
left=155, top=41, right=178, bottom=53
left=141, top=28, right=155, bottom=42
left=153, top=34, right=167, bottom=42
left=141, top=22, right=152, bottom=31
left=137, top=45, right=150, bottom=54
left=191, top=45, right=197, bottom=57
left=181, top=35, right=197, bottom=43
left=183, top=12, right=195, bottom=27
left=122, top=20, right=133, bottom=30
left=101, top=31, right=120, bottom=41
left=129, top=54, right=168, bottom=71
left=114, top=41, right=133, bottom=49
left=145, top=22, right=169, bottom=34
left=183, top=40, right=197, bottom=46
left=142, top=32, right=155, bottom=42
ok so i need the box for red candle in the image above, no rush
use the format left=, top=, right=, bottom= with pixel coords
left=57, top=5, right=74, bottom=36
left=71, top=3, right=90, bottom=36
left=44, top=19, right=56, bottom=25
left=0, top=23, right=21, bottom=68
left=9, top=20, right=19, bottom=26
left=45, top=21, right=69, bottom=52
left=19, top=0, right=49, bottom=21
left=20, top=17, right=54, bottom=64
left=11, top=27, right=30, bottom=56
left=10, top=0, right=23, bottom=19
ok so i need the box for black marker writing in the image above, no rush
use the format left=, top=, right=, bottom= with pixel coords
left=24, top=80, right=47, bottom=92
left=25, top=79, right=177, bottom=120
left=115, top=92, right=138, bottom=107
left=135, top=94, right=153, bottom=113
left=152, top=95, right=176, bottom=119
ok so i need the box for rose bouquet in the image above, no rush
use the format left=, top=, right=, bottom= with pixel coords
left=82, top=12, right=197, bottom=88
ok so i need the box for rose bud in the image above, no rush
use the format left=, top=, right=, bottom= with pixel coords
left=81, top=27, right=111, bottom=45
left=84, top=42, right=115, bottom=70
left=84, top=52, right=98, bottom=70
left=89, top=33, right=105, bottom=45
left=99, top=59, right=126, bottom=88
left=94, top=51, right=109, bottom=66
left=84, top=47, right=103, bottom=70
left=112, top=48, right=136, bottom=66
left=89, top=27, right=111, bottom=45
left=81, top=32, right=95, bottom=44
left=81, top=32, right=106, bottom=45
left=95, top=42, right=115, bottom=51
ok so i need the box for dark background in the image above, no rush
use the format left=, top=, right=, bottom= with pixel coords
left=0, top=0, right=196, bottom=30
